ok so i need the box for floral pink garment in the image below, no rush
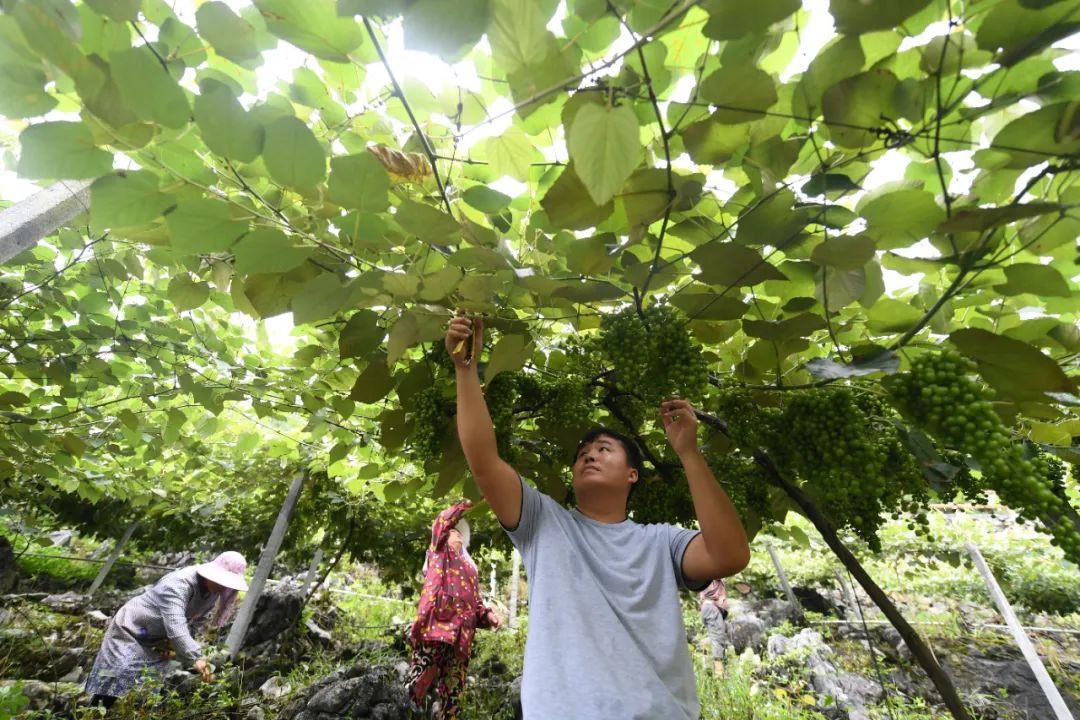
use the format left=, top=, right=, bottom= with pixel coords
left=410, top=501, right=493, bottom=660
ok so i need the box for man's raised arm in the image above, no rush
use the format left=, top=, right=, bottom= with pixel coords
left=447, top=313, right=523, bottom=530
left=661, top=398, right=751, bottom=583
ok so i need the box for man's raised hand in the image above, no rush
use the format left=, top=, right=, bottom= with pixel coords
left=446, top=311, right=483, bottom=370
left=660, top=398, right=701, bottom=458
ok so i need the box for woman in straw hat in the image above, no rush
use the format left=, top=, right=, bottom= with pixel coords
left=84, top=550, right=249, bottom=711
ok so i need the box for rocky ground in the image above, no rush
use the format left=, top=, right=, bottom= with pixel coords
left=2, top=538, right=1079, bottom=720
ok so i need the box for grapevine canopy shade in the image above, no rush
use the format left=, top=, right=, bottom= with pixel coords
left=0, top=0, right=1076, bottom=562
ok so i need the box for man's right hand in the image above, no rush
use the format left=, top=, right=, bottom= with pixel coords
left=446, top=312, right=483, bottom=370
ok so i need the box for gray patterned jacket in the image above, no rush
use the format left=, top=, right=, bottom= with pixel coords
left=112, top=566, right=219, bottom=664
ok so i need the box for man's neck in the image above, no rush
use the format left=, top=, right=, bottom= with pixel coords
left=575, top=493, right=628, bottom=524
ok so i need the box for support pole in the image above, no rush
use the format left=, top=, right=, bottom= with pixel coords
left=767, top=544, right=802, bottom=618
left=303, top=547, right=323, bottom=597
left=752, top=451, right=972, bottom=720
left=509, top=548, right=521, bottom=629
left=87, top=521, right=138, bottom=597
left=0, top=180, right=92, bottom=264
left=965, top=543, right=1074, bottom=720
left=835, top=569, right=858, bottom=615
left=226, top=472, right=306, bottom=659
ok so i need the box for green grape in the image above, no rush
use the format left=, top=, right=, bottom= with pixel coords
left=712, top=386, right=781, bottom=450
left=892, top=350, right=1080, bottom=563
left=597, top=303, right=710, bottom=406
left=755, top=386, right=932, bottom=549
left=409, top=386, right=450, bottom=462
left=709, top=452, right=772, bottom=522
left=630, top=470, right=696, bottom=525
left=486, top=373, right=520, bottom=460
left=536, top=376, right=594, bottom=432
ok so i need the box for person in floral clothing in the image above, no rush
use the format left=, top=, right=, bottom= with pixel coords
left=407, top=501, right=500, bottom=718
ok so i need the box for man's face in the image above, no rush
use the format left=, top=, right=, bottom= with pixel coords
left=572, top=434, right=637, bottom=496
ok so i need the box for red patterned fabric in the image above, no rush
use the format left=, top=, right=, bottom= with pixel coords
left=410, top=501, right=494, bottom=660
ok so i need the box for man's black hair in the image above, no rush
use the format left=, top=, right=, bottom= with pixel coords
left=574, top=427, right=645, bottom=503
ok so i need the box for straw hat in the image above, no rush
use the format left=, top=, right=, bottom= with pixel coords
left=196, top=551, right=249, bottom=591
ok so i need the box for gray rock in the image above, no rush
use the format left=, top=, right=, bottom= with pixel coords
left=724, top=597, right=800, bottom=653
left=85, top=609, right=109, bottom=624
left=245, top=707, right=266, bottom=720
left=0, top=628, right=87, bottom=681
left=44, top=530, right=75, bottom=548
left=41, top=591, right=90, bottom=614
left=243, top=586, right=305, bottom=648
left=766, top=633, right=789, bottom=658
left=277, top=665, right=409, bottom=720
left=304, top=618, right=333, bottom=644
left=727, top=614, right=767, bottom=653
left=259, top=675, right=292, bottom=700
left=58, top=664, right=83, bottom=683
left=896, top=651, right=1080, bottom=720
left=768, top=629, right=882, bottom=720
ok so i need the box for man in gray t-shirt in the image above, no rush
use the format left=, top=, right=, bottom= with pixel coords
left=447, top=314, right=751, bottom=719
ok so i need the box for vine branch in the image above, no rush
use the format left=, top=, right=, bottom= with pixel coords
left=362, top=17, right=453, bottom=217
left=606, top=2, right=675, bottom=300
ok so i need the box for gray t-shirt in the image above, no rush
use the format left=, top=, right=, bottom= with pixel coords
left=505, top=477, right=705, bottom=720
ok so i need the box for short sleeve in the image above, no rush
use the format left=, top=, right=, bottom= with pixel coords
left=663, top=525, right=708, bottom=592
left=503, top=475, right=542, bottom=549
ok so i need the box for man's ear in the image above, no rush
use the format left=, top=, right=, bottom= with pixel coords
left=627, top=468, right=639, bottom=485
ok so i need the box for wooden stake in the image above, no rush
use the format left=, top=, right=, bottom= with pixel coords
left=226, top=472, right=306, bottom=658
left=966, top=543, right=1075, bottom=720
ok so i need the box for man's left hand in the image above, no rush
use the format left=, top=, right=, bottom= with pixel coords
left=661, top=398, right=700, bottom=457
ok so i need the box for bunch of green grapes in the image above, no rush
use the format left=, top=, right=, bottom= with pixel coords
left=891, top=350, right=1080, bottom=562
left=711, top=386, right=782, bottom=450
left=850, top=392, right=933, bottom=531
left=630, top=472, right=696, bottom=525
left=597, top=304, right=709, bottom=405
left=425, top=343, right=456, bottom=376
left=514, top=372, right=545, bottom=411
left=409, top=386, right=451, bottom=462
left=939, top=449, right=988, bottom=505
left=765, top=388, right=902, bottom=547
left=486, top=373, right=520, bottom=460
left=597, top=307, right=651, bottom=387
left=710, top=451, right=772, bottom=524
left=537, top=376, right=594, bottom=432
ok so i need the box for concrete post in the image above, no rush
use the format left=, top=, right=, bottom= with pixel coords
left=966, top=543, right=1074, bottom=720
left=304, top=547, right=324, bottom=596
left=0, top=180, right=92, bottom=264
left=87, top=521, right=138, bottom=597
left=226, top=472, right=306, bottom=658
left=768, top=544, right=802, bottom=618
